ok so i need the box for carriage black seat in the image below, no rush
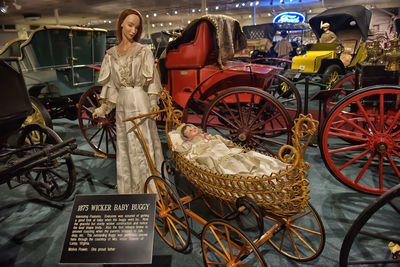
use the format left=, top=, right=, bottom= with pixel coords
left=0, top=59, right=32, bottom=145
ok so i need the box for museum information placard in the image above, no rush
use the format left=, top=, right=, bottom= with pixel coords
left=60, top=194, right=156, bottom=264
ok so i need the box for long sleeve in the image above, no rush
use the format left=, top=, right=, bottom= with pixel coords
left=141, top=47, right=162, bottom=95
left=98, top=52, right=118, bottom=104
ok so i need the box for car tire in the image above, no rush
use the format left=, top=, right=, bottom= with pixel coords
left=321, top=64, right=342, bottom=87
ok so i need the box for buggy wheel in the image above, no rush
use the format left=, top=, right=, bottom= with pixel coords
left=201, top=219, right=267, bottom=267
left=17, top=124, right=76, bottom=201
left=144, top=175, right=190, bottom=252
left=322, top=64, right=342, bottom=87
left=202, top=195, right=238, bottom=220
left=339, top=183, right=400, bottom=266
left=78, top=86, right=116, bottom=157
left=324, top=73, right=355, bottom=116
left=23, top=96, right=53, bottom=129
left=319, top=86, right=400, bottom=194
left=263, top=73, right=302, bottom=119
left=201, top=87, right=293, bottom=157
left=266, top=202, right=325, bottom=261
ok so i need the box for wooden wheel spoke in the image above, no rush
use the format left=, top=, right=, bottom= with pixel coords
left=248, top=101, right=269, bottom=128
left=107, top=128, right=117, bottom=151
left=354, top=153, right=375, bottom=184
left=291, top=210, right=312, bottom=222
left=48, top=168, right=69, bottom=183
left=379, top=154, right=384, bottom=189
left=329, top=143, right=368, bottom=154
left=166, top=217, right=186, bottom=245
left=204, top=239, right=230, bottom=262
left=338, top=149, right=370, bottom=171
left=225, top=226, right=234, bottom=259
left=210, top=227, right=231, bottom=260
left=337, top=113, right=372, bottom=136
left=252, top=134, right=287, bottom=147
left=385, top=109, right=400, bottom=134
left=328, top=126, right=368, bottom=142
left=166, top=218, right=177, bottom=247
left=290, top=228, right=317, bottom=254
left=81, top=105, right=94, bottom=115
left=386, top=154, right=400, bottom=178
left=86, top=95, right=97, bottom=109
left=355, top=100, right=378, bottom=134
left=251, top=127, right=288, bottom=136
left=235, top=94, right=245, bottom=125
left=210, top=109, right=239, bottom=130
left=246, top=94, right=255, bottom=125
left=379, top=93, right=385, bottom=132
left=89, top=127, right=102, bottom=142
left=290, top=224, right=321, bottom=236
left=221, top=99, right=241, bottom=126
left=83, top=123, right=97, bottom=130
left=288, top=229, right=301, bottom=258
left=167, top=213, right=189, bottom=230
left=279, top=228, right=287, bottom=250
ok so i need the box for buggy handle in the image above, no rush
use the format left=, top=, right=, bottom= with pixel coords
left=123, top=109, right=167, bottom=176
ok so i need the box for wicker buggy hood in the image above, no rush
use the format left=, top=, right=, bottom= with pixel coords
left=165, top=14, right=247, bottom=68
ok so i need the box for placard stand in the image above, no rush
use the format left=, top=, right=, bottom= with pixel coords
left=60, top=194, right=156, bottom=265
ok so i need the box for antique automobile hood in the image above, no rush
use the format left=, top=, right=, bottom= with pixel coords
left=309, top=5, right=372, bottom=41
left=291, top=50, right=336, bottom=73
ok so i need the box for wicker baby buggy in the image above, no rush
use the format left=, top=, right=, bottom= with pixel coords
left=124, top=89, right=325, bottom=266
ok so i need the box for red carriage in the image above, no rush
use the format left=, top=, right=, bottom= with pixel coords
left=78, top=15, right=301, bottom=159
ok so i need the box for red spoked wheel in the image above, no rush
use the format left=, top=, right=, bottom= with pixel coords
left=263, top=73, right=302, bottom=120
left=201, top=87, right=293, bottom=156
left=324, top=73, right=356, bottom=116
left=320, top=85, right=400, bottom=194
left=78, top=86, right=116, bottom=157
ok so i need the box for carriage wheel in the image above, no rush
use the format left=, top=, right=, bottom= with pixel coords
left=202, top=195, right=238, bottom=220
left=324, top=73, right=355, bottom=116
left=339, top=183, right=400, bottom=266
left=265, top=202, right=325, bottom=261
left=144, top=175, right=190, bottom=252
left=322, top=64, right=342, bottom=87
left=263, top=73, right=302, bottom=119
left=17, top=124, right=76, bottom=201
left=78, top=86, right=116, bottom=157
left=320, top=86, right=400, bottom=194
left=201, top=219, right=267, bottom=266
left=23, top=96, right=53, bottom=129
left=201, top=87, right=293, bottom=156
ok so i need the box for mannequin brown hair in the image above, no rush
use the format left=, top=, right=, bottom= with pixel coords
left=116, top=8, right=143, bottom=42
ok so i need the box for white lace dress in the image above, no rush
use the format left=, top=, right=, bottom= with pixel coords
left=98, top=43, right=164, bottom=194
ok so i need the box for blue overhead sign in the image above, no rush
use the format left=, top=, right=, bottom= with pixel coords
left=273, top=12, right=305, bottom=23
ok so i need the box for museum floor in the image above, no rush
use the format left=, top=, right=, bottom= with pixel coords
left=0, top=83, right=397, bottom=267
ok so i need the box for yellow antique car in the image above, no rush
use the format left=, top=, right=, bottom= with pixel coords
left=290, top=5, right=371, bottom=86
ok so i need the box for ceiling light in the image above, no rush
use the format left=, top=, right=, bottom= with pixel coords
left=145, top=14, right=149, bottom=18
left=215, top=6, right=219, bottom=10
left=1, top=0, right=8, bottom=13
left=12, top=0, right=21, bottom=10
left=256, top=1, right=259, bottom=5
left=174, top=10, right=178, bottom=14
left=280, top=0, right=284, bottom=3
left=192, top=9, right=195, bottom=12
left=153, top=13, right=157, bottom=17
left=250, top=2, right=254, bottom=6
left=235, top=4, right=239, bottom=7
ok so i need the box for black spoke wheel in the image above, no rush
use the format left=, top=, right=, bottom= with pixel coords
left=17, top=124, right=76, bottom=201
left=78, top=86, right=116, bottom=157
left=263, top=73, right=302, bottom=119
left=201, top=219, right=267, bottom=266
left=340, top=184, right=400, bottom=266
left=201, top=87, right=293, bottom=157
left=144, top=175, right=190, bottom=252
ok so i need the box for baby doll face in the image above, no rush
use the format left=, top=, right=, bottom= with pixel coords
left=183, top=125, right=200, bottom=139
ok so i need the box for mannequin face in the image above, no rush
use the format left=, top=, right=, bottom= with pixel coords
left=183, top=125, right=200, bottom=139
left=121, top=14, right=140, bottom=41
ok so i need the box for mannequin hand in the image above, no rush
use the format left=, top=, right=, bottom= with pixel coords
left=149, top=94, right=159, bottom=119
left=93, top=100, right=115, bottom=118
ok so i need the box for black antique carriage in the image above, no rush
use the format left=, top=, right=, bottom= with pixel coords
left=0, top=58, right=76, bottom=201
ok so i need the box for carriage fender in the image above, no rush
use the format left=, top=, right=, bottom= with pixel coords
left=318, top=59, right=344, bottom=74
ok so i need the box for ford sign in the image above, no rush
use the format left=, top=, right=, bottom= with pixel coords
left=273, top=12, right=305, bottom=23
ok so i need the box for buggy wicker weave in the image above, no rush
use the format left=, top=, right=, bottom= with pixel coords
left=159, top=89, right=318, bottom=217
